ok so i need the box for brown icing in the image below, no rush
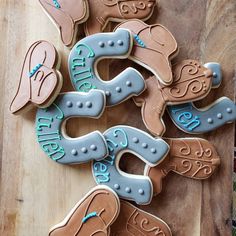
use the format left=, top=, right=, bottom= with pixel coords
left=111, top=200, right=172, bottom=236
left=84, top=0, right=156, bottom=35
left=133, top=59, right=213, bottom=136
left=116, top=19, right=178, bottom=85
left=145, top=138, right=220, bottom=195
left=49, top=186, right=120, bottom=236
left=39, top=0, right=89, bottom=46
left=10, top=40, right=62, bottom=114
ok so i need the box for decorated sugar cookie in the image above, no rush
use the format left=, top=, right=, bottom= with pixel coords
left=111, top=200, right=172, bottom=236
left=167, top=62, right=236, bottom=134
left=36, top=90, right=108, bottom=164
left=133, top=60, right=213, bottom=136
left=92, top=125, right=169, bottom=205
left=116, top=19, right=178, bottom=85
left=145, top=138, right=220, bottom=195
left=38, top=0, right=89, bottom=47
left=49, top=185, right=120, bottom=236
left=68, top=29, right=146, bottom=106
left=10, top=40, right=63, bottom=114
left=84, top=0, right=157, bottom=35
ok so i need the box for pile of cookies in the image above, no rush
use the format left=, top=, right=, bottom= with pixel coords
left=10, top=1, right=236, bottom=235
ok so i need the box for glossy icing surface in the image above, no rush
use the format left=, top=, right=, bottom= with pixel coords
left=10, top=40, right=62, bottom=114
left=36, top=90, right=108, bottom=164
left=145, top=138, right=220, bottom=195
left=111, top=200, right=172, bottom=236
left=92, top=125, right=169, bottom=204
left=49, top=186, right=120, bottom=236
left=133, top=60, right=213, bottom=136
left=69, top=29, right=145, bottom=106
left=116, top=19, right=178, bottom=85
left=84, top=0, right=156, bottom=35
left=39, top=0, right=89, bottom=46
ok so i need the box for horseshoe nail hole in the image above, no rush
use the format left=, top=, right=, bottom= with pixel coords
left=119, top=153, right=144, bottom=175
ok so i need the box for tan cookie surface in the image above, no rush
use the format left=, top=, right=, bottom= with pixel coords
left=145, top=138, right=220, bottom=195
left=116, top=19, right=178, bottom=85
left=10, top=40, right=62, bottom=114
left=111, top=200, right=172, bottom=236
left=84, top=0, right=156, bottom=35
left=39, top=0, right=89, bottom=46
left=49, top=186, right=120, bottom=236
left=134, top=60, right=213, bottom=136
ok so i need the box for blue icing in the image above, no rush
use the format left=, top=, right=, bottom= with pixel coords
left=53, top=0, right=61, bottom=8
left=92, top=126, right=169, bottom=205
left=82, top=212, right=98, bottom=223
left=68, top=29, right=145, bottom=106
left=35, top=90, right=108, bottom=164
left=29, top=63, right=43, bottom=78
left=204, top=62, right=222, bottom=88
left=133, top=34, right=146, bottom=48
left=167, top=97, right=236, bottom=134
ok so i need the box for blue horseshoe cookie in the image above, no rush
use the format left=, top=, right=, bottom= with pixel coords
left=92, top=125, right=169, bottom=205
left=167, top=62, right=236, bottom=134
left=68, top=29, right=146, bottom=106
left=35, top=90, right=108, bottom=164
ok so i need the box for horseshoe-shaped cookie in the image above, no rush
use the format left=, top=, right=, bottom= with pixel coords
left=84, top=0, right=156, bottom=35
left=68, top=29, right=146, bottom=106
left=116, top=19, right=178, bottom=86
left=144, top=138, right=220, bottom=195
left=38, top=0, right=89, bottom=47
left=92, top=125, right=169, bottom=205
left=10, top=40, right=63, bottom=114
left=167, top=62, right=236, bottom=134
left=36, top=90, right=108, bottom=164
left=133, top=59, right=213, bottom=136
left=49, top=185, right=120, bottom=236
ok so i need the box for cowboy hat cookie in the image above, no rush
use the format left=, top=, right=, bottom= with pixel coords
left=144, top=138, right=220, bottom=195
left=168, top=62, right=236, bottom=134
left=133, top=59, right=213, bottom=136
left=111, top=200, right=172, bottom=236
left=92, top=125, right=169, bottom=205
left=10, top=40, right=63, bottom=115
left=49, top=185, right=120, bottom=236
left=68, top=29, right=146, bottom=106
left=84, top=0, right=157, bottom=36
left=38, top=0, right=89, bottom=47
left=116, top=19, right=178, bottom=85
left=36, top=90, right=109, bottom=164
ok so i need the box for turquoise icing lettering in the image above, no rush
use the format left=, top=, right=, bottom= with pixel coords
left=73, top=68, right=93, bottom=83
left=106, top=139, right=119, bottom=152
left=93, top=162, right=108, bottom=172
left=48, top=146, right=65, bottom=161
left=75, top=43, right=95, bottom=58
left=71, top=57, right=86, bottom=69
left=183, top=116, right=201, bottom=131
left=94, top=172, right=110, bottom=183
left=113, top=128, right=128, bottom=148
left=77, top=82, right=97, bottom=92
left=51, top=103, right=64, bottom=120
left=36, top=116, right=53, bottom=131
left=37, top=130, right=61, bottom=142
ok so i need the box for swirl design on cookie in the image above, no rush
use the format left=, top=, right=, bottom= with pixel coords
left=133, top=60, right=213, bottom=136
left=10, top=40, right=63, bottom=114
left=69, top=29, right=146, bottom=106
left=92, top=125, right=169, bottom=205
left=35, top=90, right=109, bottom=164
left=84, top=0, right=156, bottom=35
left=111, top=200, right=172, bottom=236
left=167, top=62, right=236, bottom=134
left=144, top=138, right=220, bottom=195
